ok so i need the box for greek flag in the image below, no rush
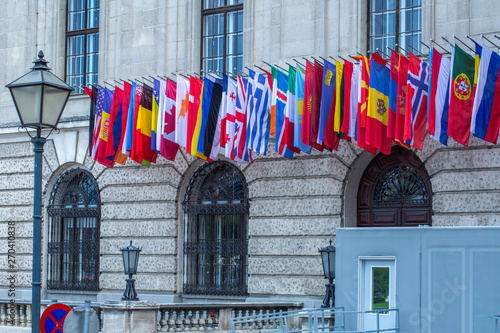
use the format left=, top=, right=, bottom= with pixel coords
left=246, top=69, right=271, bottom=155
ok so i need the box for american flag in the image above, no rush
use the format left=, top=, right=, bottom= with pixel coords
left=91, top=86, right=105, bottom=159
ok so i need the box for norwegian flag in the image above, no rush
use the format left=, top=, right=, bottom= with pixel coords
left=91, top=86, right=105, bottom=159
left=275, top=69, right=294, bottom=159
left=232, top=75, right=253, bottom=162
left=404, top=53, right=429, bottom=150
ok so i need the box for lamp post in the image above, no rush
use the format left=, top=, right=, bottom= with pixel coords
left=319, top=240, right=336, bottom=308
left=5, top=51, right=73, bottom=333
left=120, top=241, right=141, bottom=301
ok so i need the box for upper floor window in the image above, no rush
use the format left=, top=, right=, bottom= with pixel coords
left=183, top=161, right=249, bottom=296
left=66, top=0, right=100, bottom=94
left=368, top=0, right=421, bottom=55
left=47, top=168, right=101, bottom=291
left=202, top=0, right=243, bottom=75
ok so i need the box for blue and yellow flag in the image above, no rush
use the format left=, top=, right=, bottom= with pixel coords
left=366, top=53, right=392, bottom=155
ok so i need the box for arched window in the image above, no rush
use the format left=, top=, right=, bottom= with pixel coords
left=357, top=147, right=432, bottom=227
left=47, top=168, right=100, bottom=291
left=183, top=161, right=249, bottom=296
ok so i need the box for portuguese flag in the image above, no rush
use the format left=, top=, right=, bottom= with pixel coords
left=448, top=45, right=475, bottom=146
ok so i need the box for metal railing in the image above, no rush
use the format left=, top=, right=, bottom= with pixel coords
left=492, top=315, right=500, bottom=333
left=0, top=299, right=303, bottom=332
left=230, top=307, right=400, bottom=333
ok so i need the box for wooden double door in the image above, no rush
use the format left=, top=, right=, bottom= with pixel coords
left=357, top=147, right=432, bottom=227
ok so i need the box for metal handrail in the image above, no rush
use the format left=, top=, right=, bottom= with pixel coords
left=491, top=315, right=500, bottom=333
left=230, top=307, right=400, bottom=333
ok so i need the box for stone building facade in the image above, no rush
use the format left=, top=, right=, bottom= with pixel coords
left=0, top=0, right=499, bottom=310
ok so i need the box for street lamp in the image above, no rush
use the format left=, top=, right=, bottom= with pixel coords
left=121, top=241, right=141, bottom=301
left=5, top=50, right=73, bottom=333
left=319, top=240, right=336, bottom=308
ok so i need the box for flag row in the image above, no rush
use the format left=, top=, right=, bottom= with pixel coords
left=85, top=43, right=500, bottom=168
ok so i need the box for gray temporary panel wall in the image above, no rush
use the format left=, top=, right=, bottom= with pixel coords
left=335, top=227, right=500, bottom=333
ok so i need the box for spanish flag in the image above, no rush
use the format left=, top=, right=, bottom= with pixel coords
left=366, top=53, right=392, bottom=155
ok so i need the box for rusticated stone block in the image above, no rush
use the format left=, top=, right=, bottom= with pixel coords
left=0, top=174, right=33, bottom=190
left=0, top=157, right=34, bottom=174
left=0, top=271, right=32, bottom=288
left=250, top=197, right=341, bottom=217
left=102, top=202, right=177, bottom=220
left=100, top=272, right=176, bottom=292
left=244, top=156, right=349, bottom=183
left=100, top=237, right=177, bottom=255
left=42, top=139, right=60, bottom=172
left=335, top=140, right=360, bottom=166
left=249, top=177, right=343, bottom=198
left=249, top=256, right=323, bottom=276
left=101, top=184, right=178, bottom=203
left=249, top=236, right=333, bottom=256
left=431, top=214, right=500, bottom=226
left=433, top=192, right=500, bottom=213
left=101, top=220, right=178, bottom=238
left=0, top=254, right=31, bottom=270
left=0, top=189, right=32, bottom=206
left=179, top=148, right=198, bottom=165
left=249, top=217, right=339, bottom=236
left=248, top=276, right=325, bottom=296
left=155, top=149, right=189, bottom=173
left=98, top=165, right=182, bottom=188
left=0, top=141, right=32, bottom=158
left=0, top=221, right=32, bottom=238
left=0, top=206, right=32, bottom=222
left=101, top=254, right=176, bottom=273
left=432, top=170, right=500, bottom=192
left=0, top=237, right=32, bottom=254
left=425, top=147, right=500, bottom=176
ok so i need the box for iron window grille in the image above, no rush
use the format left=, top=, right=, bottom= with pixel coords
left=47, top=168, right=101, bottom=291
left=183, top=160, right=249, bottom=296
left=368, top=0, right=421, bottom=55
left=373, top=165, right=429, bottom=206
left=65, top=0, right=100, bottom=94
left=201, top=0, right=243, bottom=75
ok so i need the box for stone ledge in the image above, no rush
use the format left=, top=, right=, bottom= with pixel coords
left=102, top=202, right=177, bottom=220
left=101, top=184, right=178, bottom=203
left=249, top=178, right=343, bottom=198
left=98, top=165, right=181, bottom=189
left=433, top=192, right=500, bottom=213
left=248, top=276, right=325, bottom=296
left=101, top=220, right=178, bottom=238
left=249, top=217, right=339, bottom=236
left=425, top=147, right=500, bottom=176
left=0, top=174, right=33, bottom=191
left=101, top=254, right=177, bottom=273
left=249, top=197, right=342, bottom=217
left=244, top=156, right=349, bottom=183
left=100, top=237, right=177, bottom=256
left=432, top=170, right=500, bottom=192
left=249, top=256, right=323, bottom=276
left=249, top=236, right=333, bottom=256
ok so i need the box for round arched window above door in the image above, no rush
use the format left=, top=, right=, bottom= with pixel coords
left=357, top=146, right=432, bottom=227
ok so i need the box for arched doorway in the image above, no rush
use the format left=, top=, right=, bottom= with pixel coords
left=357, top=146, right=432, bottom=227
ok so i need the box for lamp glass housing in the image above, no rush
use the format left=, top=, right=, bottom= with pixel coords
left=320, top=244, right=336, bottom=279
left=5, top=52, right=73, bottom=131
left=121, top=241, right=141, bottom=275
